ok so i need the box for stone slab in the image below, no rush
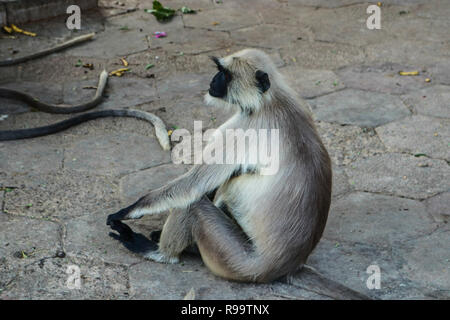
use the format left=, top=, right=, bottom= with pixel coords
left=64, top=133, right=171, bottom=176
left=65, top=209, right=142, bottom=266
left=0, top=255, right=129, bottom=299
left=308, top=89, right=410, bottom=128
left=0, top=136, right=63, bottom=175
left=324, top=192, right=434, bottom=245
left=63, top=76, right=157, bottom=109
left=230, top=24, right=308, bottom=49
left=128, top=255, right=326, bottom=299
left=365, top=39, right=450, bottom=66
left=315, top=121, right=386, bottom=166
left=0, top=81, right=63, bottom=115
left=401, top=85, right=450, bottom=118
left=336, top=63, right=432, bottom=95
left=149, top=27, right=233, bottom=55
left=0, top=213, right=60, bottom=262
left=145, top=94, right=230, bottom=134
left=120, top=163, right=189, bottom=202
left=282, top=68, right=345, bottom=99
left=4, top=170, right=119, bottom=220
left=155, top=72, right=210, bottom=100
left=308, top=238, right=443, bottom=300
left=400, top=230, right=450, bottom=291
left=183, top=7, right=261, bottom=31
left=0, top=3, right=6, bottom=26
left=345, top=153, right=450, bottom=199
left=424, top=192, right=450, bottom=225
left=280, top=41, right=365, bottom=70
left=67, top=10, right=166, bottom=58
left=376, top=115, right=450, bottom=160
left=332, top=166, right=352, bottom=198
left=0, top=213, right=60, bottom=296
left=4, top=0, right=98, bottom=24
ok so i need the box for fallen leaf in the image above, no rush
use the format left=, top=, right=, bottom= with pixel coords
left=109, top=68, right=130, bottom=76
left=11, top=24, right=37, bottom=37
left=121, top=57, right=129, bottom=67
left=83, top=63, right=94, bottom=70
left=3, top=26, right=13, bottom=34
left=145, top=1, right=176, bottom=21
left=183, top=288, right=196, bottom=300
left=398, top=71, right=419, bottom=76
left=145, top=63, right=155, bottom=70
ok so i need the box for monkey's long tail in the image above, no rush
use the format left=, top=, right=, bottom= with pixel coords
left=0, top=109, right=170, bottom=150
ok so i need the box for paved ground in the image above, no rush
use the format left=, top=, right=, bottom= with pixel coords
left=0, top=0, right=449, bottom=300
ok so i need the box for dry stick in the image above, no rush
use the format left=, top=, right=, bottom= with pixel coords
left=0, top=69, right=108, bottom=114
left=0, top=32, right=96, bottom=67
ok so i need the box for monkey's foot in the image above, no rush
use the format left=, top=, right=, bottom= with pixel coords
left=144, top=250, right=180, bottom=264
left=108, top=220, right=158, bottom=255
left=150, top=230, right=162, bottom=243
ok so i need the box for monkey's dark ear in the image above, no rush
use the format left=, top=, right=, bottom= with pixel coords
left=255, top=70, right=270, bottom=93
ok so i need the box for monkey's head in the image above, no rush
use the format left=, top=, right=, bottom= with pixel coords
left=205, top=49, right=277, bottom=113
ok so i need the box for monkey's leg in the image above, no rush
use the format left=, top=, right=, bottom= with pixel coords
left=144, top=208, right=194, bottom=264
left=109, top=208, right=197, bottom=263
left=189, top=197, right=271, bottom=283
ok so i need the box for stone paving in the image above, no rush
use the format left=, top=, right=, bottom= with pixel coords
left=0, top=0, right=449, bottom=300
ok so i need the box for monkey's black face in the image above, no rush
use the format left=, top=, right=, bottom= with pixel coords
left=209, top=71, right=230, bottom=98
left=209, top=57, right=232, bottom=98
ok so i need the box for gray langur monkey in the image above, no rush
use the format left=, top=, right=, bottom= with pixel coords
left=107, top=48, right=332, bottom=283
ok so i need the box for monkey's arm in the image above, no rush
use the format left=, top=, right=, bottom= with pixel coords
left=107, top=163, right=238, bottom=223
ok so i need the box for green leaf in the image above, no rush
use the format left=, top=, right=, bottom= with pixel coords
left=119, top=25, right=130, bottom=31
left=414, top=153, right=427, bottom=157
left=75, top=59, right=82, bottom=67
left=145, top=1, right=176, bottom=21
left=145, top=63, right=155, bottom=70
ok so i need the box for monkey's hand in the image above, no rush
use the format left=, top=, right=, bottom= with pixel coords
left=106, top=204, right=135, bottom=225
left=108, top=220, right=158, bottom=255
